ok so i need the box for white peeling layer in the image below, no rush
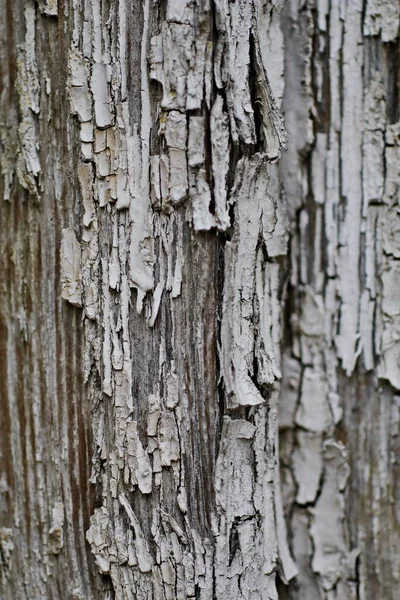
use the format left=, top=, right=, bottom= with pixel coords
left=335, top=0, right=364, bottom=375
left=78, top=162, right=94, bottom=227
left=158, top=411, right=180, bottom=466
left=210, top=96, right=230, bottom=230
left=68, top=51, right=92, bottom=122
left=86, top=507, right=112, bottom=574
left=91, top=63, right=113, bottom=128
left=214, top=0, right=286, bottom=157
left=310, top=441, right=353, bottom=591
left=166, top=0, right=194, bottom=24
left=378, top=122, right=400, bottom=389
left=214, top=401, right=296, bottom=597
left=163, top=111, right=188, bottom=204
left=295, top=368, right=332, bottom=433
left=148, top=281, right=164, bottom=327
left=15, top=4, right=41, bottom=196
left=257, top=0, right=285, bottom=105
left=378, top=263, right=400, bottom=390
left=360, top=290, right=375, bottom=372
left=252, top=37, right=287, bottom=161
left=214, top=0, right=254, bottom=144
left=0, top=528, right=14, bottom=581
left=171, top=219, right=183, bottom=298
left=364, top=0, right=400, bottom=42
left=188, top=116, right=204, bottom=168
left=363, top=79, right=385, bottom=208
left=118, top=0, right=127, bottom=100
left=191, top=170, right=215, bottom=231
left=101, top=259, right=113, bottom=396
left=147, top=0, right=285, bottom=233
left=215, top=417, right=261, bottom=598
left=255, top=255, right=282, bottom=383
left=274, top=427, right=299, bottom=584
left=128, top=1, right=154, bottom=311
left=279, top=354, right=302, bottom=429
left=149, top=24, right=193, bottom=110
left=91, top=0, right=102, bottom=64
left=383, top=123, right=400, bottom=205
left=185, top=113, right=216, bottom=231
left=126, top=421, right=152, bottom=493
left=60, top=229, right=82, bottom=307
left=221, top=156, right=279, bottom=407
left=292, top=431, right=323, bottom=505
left=48, top=502, right=65, bottom=554
left=128, top=126, right=154, bottom=311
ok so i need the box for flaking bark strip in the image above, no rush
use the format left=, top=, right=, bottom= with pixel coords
left=60, top=229, right=82, bottom=307
left=220, top=155, right=280, bottom=408
left=48, top=503, right=65, bottom=555
left=15, top=3, right=41, bottom=197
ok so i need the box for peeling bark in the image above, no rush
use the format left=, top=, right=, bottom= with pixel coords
left=279, top=1, right=400, bottom=598
left=1, top=0, right=399, bottom=599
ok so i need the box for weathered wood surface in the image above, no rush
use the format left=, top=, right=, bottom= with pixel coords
left=0, top=1, right=399, bottom=599
left=279, top=2, right=400, bottom=598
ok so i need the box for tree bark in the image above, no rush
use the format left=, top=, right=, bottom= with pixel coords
left=279, top=2, right=400, bottom=599
left=0, top=1, right=399, bottom=599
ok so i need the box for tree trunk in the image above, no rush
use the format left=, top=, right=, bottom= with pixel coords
left=0, top=1, right=399, bottom=599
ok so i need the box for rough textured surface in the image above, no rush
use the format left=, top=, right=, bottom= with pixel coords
left=0, top=1, right=102, bottom=598
left=279, top=1, right=400, bottom=598
left=1, top=0, right=400, bottom=599
left=1, top=0, right=289, bottom=598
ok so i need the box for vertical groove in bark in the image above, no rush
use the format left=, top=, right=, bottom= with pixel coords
left=279, top=1, right=400, bottom=598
